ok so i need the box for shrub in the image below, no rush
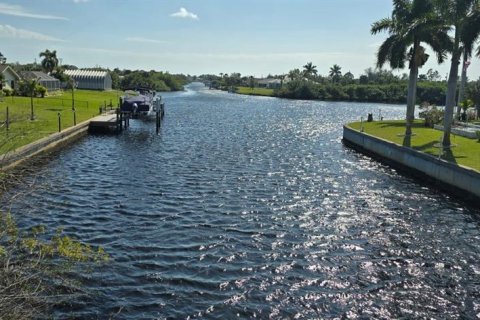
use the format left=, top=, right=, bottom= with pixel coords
left=35, top=84, right=47, bottom=98
left=419, top=102, right=444, bottom=127
left=0, top=211, right=108, bottom=318
left=1, top=88, right=12, bottom=96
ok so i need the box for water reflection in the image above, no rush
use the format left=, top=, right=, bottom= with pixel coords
left=5, top=84, right=480, bottom=319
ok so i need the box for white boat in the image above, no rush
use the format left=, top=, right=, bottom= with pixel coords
left=120, top=88, right=164, bottom=120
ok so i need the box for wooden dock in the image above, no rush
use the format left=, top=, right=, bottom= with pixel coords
left=88, top=105, right=164, bottom=134
left=88, top=110, right=130, bottom=134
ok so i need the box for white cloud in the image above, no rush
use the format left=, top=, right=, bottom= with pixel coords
left=170, top=7, right=198, bottom=20
left=0, top=24, right=64, bottom=41
left=125, top=37, right=165, bottom=44
left=0, top=2, right=68, bottom=20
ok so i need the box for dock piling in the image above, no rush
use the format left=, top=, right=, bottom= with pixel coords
left=57, top=112, right=61, bottom=132
left=6, top=106, right=9, bottom=131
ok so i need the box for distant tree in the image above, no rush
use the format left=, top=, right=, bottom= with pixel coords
left=302, top=62, right=318, bottom=79
left=249, top=76, right=255, bottom=89
left=288, top=68, right=303, bottom=81
left=426, top=68, right=441, bottom=81
left=341, top=71, right=355, bottom=85
left=362, top=68, right=401, bottom=84
left=51, top=66, right=70, bottom=83
left=39, top=49, right=59, bottom=74
left=359, top=75, right=369, bottom=84
left=0, top=52, right=6, bottom=64
left=418, top=74, right=428, bottom=81
left=329, top=64, right=342, bottom=83
left=62, top=64, right=78, bottom=70
left=110, top=70, right=121, bottom=90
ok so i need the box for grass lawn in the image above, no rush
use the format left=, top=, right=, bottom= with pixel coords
left=347, top=120, right=480, bottom=172
left=236, top=86, right=275, bottom=97
left=0, top=89, right=122, bottom=154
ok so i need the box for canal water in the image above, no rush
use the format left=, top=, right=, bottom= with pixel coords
left=7, top=83, right=480, bottom=318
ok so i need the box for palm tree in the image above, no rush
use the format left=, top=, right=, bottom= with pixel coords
left=302, top=62, right=317, bottom=79
left=438, top=0, right=479, bottom=147
left=39, top=49, right=58, bottom=75
left=288, top=68, right=302, bottom=81
left=371, top=0, right=451, bottom=137
left=329, top=64, right=342, bottom=83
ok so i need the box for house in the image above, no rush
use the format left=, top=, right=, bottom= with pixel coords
left=256, top=78, right=284, bottom=89
left=64, top=69, right=112, bottom=90
left=19, top=71, right=61, bottom=92
left=0, top=64, right=21, bottom=90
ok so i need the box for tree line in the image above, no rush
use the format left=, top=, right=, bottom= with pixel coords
left=1, top=50, right=187, bottom=96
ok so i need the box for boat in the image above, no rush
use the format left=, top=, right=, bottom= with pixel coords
left=120, top=88, right=164, bottom=120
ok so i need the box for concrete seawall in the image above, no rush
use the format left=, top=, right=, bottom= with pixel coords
left=343, top=125, right=480, bottom=201
left=0, top=119, right=92, bottom=171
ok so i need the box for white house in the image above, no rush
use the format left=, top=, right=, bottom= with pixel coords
left=256, top=78, right=288, bottom=89
left=0, top=64, right=21, bottom=90
left=64, top=69, right=112, bottom=90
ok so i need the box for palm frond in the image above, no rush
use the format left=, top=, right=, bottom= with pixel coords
left=376, top=35, right=408, bottom=69
left=426, top=31, right=454, bottom=63
left=376, top=35, right=396, bottom=68
left=411, top=0, right=433, bottom=19
left=462, top=7, right=480, bottom=54
left=371, top=18, right=394, bottom=34
left=392, top=0, right=412, bottom=21
left=390, top=40, right=408, bottom=69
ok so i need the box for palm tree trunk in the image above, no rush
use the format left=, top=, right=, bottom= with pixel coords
left=443, top=30, right=461, bottom=147
left=456, top=49, right=468, bottom=119
left=405, top=57, right=418, bottom=137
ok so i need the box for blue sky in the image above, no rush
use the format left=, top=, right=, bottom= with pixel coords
left=0, top=0, right=478, bottom=79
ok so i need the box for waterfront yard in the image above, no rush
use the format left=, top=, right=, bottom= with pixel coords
left=348, top=120, right=480, bottom=172
left=0, top=90, right=122, bottom=153
left=236, top=86, right=275, bottom=97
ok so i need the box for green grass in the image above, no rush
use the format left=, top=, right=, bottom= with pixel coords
left=236, top=86, right=275, bottom=97
left=0, top=90, right=122, bottom=154
left=347, top=120, right=480, bottom=172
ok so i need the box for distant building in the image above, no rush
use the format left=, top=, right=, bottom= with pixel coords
left=0, top=64, right=21, bottom=90
left=64, top=69, right=112, bottom=90
left=256, top=78, right=284, bottom=89
left=20, top=71, right=61, bottom=92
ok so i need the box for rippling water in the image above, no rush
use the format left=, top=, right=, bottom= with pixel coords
left=5, top=83, right=480, bottom=319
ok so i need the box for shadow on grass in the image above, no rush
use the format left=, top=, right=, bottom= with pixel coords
left=402, top=135, right=411, bottom=147
left=413, top=140, right=438, bottom=151
left=442, top=148, right=459, bottom=164
left=379, top=121, right=425, bottom=129
left=45, top=108, right=64, bottom=112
